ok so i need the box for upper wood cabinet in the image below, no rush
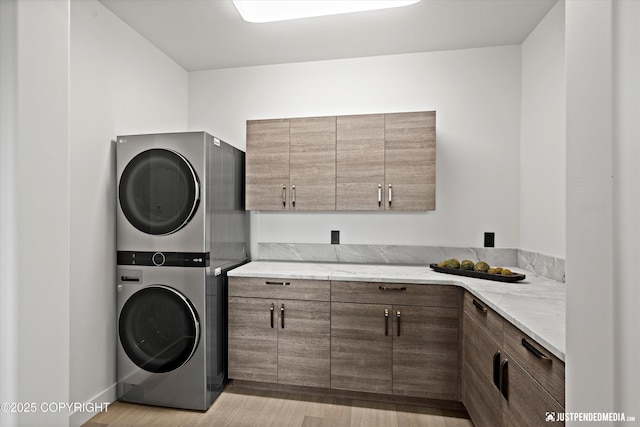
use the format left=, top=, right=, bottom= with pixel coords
left=336, top=114, right=385, bottom=210
left=289, top=117, right=336, bottom=211
left=246, top=119, right=290, bottom=210
left=385, top=111, right=436, bottom=210
left=246, top=111, right=436, bottom=211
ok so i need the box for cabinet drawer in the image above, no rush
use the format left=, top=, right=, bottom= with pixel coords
left=229, top=277, right=330, bottom=301
left=503, top=321, right=565, bottom=406
left=502, top=354, right=565, bottom=426
left=331, top=281, right=459, bottom=307
left=463, top=292, right=504, bottom=344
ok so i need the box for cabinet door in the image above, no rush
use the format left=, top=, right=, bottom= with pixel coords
left=384, top=111, right=436, bottom=210
left=502, top=355, right=565, bottom=427
left=392, top=305, right=459, bottom=400
left=228, top=297, right=278, bottom=383
left=331, top=302, right=392, bottom=394
left=246, top=119, right=290, bottom=210
left=289, top=117, right=336, bottom=210
left=462, top=312, right=503, bottom=427
left=278, top=300, right=330, bottom=388
left=336, top=114, right=385, bottom=210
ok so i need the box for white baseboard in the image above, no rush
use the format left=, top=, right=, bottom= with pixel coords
left=68, top=383, right=116, bottom=427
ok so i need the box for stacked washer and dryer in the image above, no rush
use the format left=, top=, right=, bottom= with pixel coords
left=115, top=132, right=247, bottom=411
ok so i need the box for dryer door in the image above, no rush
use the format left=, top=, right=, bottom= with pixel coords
left=119, top=286, right=200, bottom=373
left=119, top=149, right=200, bottom=235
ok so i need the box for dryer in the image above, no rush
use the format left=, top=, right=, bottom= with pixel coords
left=116, top=264, right=235, bottom=411
left=116, top=131, right=246, bottom=263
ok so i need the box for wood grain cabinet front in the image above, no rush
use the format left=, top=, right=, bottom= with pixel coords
left=245, top=119, right=290, bottom=210
left=384, top=111, right=436, bottom=211
left=246, top=111, right=436, bottom=211
left=289, top=116, right=337, bottom=211
left=461, top=292, right=566, bottom=427
left=330, top=282, right=460, bottom=400
left=227, top=277, right=331, bottom=388
left=336, top=114, right=385, bottom=210
left=245, top=116, right=336, bottom=211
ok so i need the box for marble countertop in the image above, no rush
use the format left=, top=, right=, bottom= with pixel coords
left=228, top=261, right=566, bottom=361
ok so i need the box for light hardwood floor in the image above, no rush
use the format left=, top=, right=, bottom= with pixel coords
left=83, top=384, right=473, bottom=427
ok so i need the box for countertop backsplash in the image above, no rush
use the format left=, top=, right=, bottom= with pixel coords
left=256, top=243, right=565, bottom=283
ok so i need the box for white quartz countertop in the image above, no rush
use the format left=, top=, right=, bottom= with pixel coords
left=228, top=261, right=566, bottom=362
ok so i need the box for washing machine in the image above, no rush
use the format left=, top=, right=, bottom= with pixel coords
left=116, top=131, right=247, bottom=261
left=116, top=263, right=233, bottom=411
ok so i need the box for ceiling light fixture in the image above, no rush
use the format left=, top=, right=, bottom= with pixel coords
left=233, top=0, right=421, bottom=23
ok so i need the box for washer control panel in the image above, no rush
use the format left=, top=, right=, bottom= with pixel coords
left=117, top=251, right=210, bottom=267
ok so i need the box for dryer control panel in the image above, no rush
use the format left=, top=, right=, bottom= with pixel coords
left=117, top=251, right=210, bottom=267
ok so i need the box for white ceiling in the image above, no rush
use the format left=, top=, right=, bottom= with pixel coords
left=98, top=0, right=557, bottom=72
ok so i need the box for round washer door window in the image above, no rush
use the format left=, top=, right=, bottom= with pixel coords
left=119, top=149, right=200, bottom=235
left=119, top=286, right=200, bottom=373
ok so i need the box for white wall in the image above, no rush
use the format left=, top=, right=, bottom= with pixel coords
left=0, top=1, right=19, bottom=426
left=612, top=0, right=640, bottom=419
left=7, top=1, right=71, bottom=426
left=565, top=0, right=615, bottom=422
left=69, top=1, right=188, bottom=426
left=520, top=2, right=565, bottom=258
left=189, top=47, right=522, bottom=256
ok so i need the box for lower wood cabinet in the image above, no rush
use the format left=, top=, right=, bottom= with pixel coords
left=462, top=292, right=565, bottom=427
left=461, top=308, right=504, bottom=426
left=228, top=297, right=278, bottom=383
left=502, top=352, right=564, bottom=427
left=227, top=277, right=566, bottom=424
left=330, top=282, right=460, bottom=400
left=393, top=305, right=459, bottom=400
left=228, top=278, right=330, bottom=388
left=331, top=302, right=392, bottom=394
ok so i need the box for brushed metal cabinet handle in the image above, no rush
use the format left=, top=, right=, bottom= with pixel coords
left=292, top=184, right=296, bottom=207
left=521, top=338, right=552, bottom=363
left=378, top=184, right=382, bottom=207
left=388, top=184, right=393, bottom=206
left=280, top=304, right=285, bottom=329
left=473, top=299, right=488, bottom=314
left=384, top=308, right=389, bottom=336
left=282, top=185, right=287, bottom=207
left=270, top=303, right=275, bottom=329
left=396, top=310, right=401, bottom=337
left=265, top=281, right=291, bottom=286
left=378, top=286, right=407, bottom=292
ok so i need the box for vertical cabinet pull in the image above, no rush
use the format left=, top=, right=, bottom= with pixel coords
left=292, top=185, right=296, bottom=207
left=396, top=310, right=401, bottom=336
left=282, top=185, right=287, bottom=207
left=384, top=308, right=389, bottom=336
left=492, top=351, right=501, bottom=389
left=500, top=359, right=509, bottom=400
left=388, top=184, right=393, bottom=206
left=270, top=303, right=275, bottom=329
left=280, top=304, right=285, bottom=329
left=378, top=184, right=382, bottom=207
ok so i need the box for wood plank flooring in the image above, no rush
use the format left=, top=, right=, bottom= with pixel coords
left=83, top=384, right=473, bottom=427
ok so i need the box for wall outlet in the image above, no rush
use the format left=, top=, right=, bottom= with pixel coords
left=331, top=230, right=340, bottom=244
left=484, top=232, right=495, bottom=248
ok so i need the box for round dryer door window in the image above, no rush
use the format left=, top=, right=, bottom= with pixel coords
left=119, top=149, right=200, bottom=235
left=119, top=286, right=200, bottom=373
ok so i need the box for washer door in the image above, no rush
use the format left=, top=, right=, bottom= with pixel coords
left=119, top=149, right=200, bottom=235
left=119, top=286, right=200, bottom=373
